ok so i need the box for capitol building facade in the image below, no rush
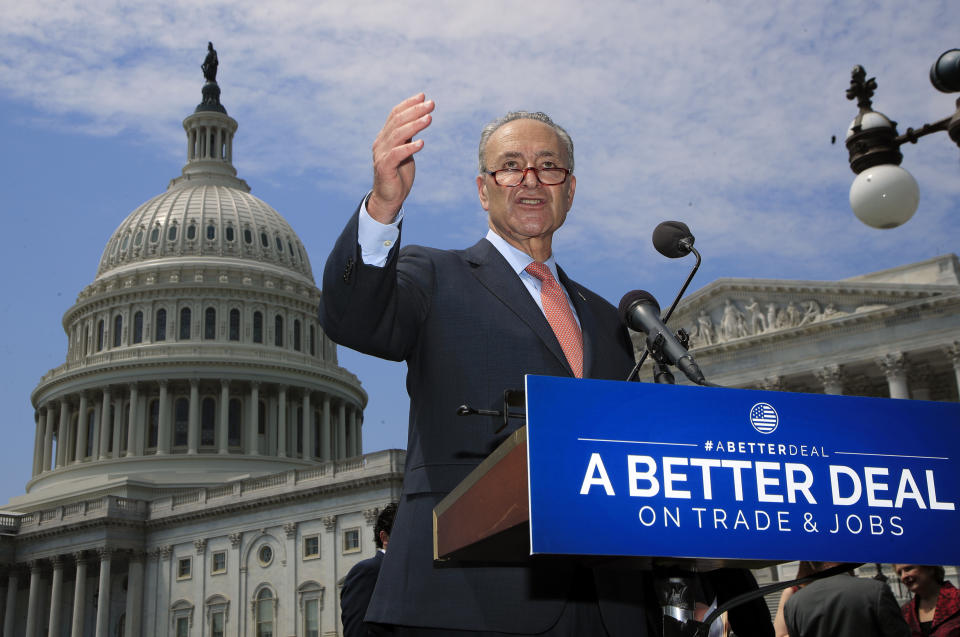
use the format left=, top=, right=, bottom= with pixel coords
left=0, top=71, right=403, bottom=637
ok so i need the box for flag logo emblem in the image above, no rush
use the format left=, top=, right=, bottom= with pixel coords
left=749, top=402, right=779, bottom=434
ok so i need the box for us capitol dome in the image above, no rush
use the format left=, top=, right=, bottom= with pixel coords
left=21, top=63, right=368, bottom=506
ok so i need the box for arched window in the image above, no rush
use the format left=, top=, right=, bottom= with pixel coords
left=260, top=232, right=269, bottom=248
left=174, top=398, right=189, bottom=447
left=186, top=223, right=197, bottom=240
left=180, top=308, right=191, bottom=340
left=228, top=399, right=242, bottom=447
left=309, top=325, right=316, bottom=356
left=167, top=224, right=178, bottom=241
left=150, top=226, right=160, bottom=243
left=293, top=320, right=301, bottom=352
left=204, top=307, right=216, bottom=340
left=201, top=397, right=216, bottom=446
left=97, top=320, right=104, bottom=351
left=225, top=226, right=235, bottom=242
left=206, top=224, right=216, bottom=240
left=133, top=311, right=143, bottom=344
left=274, top=315, right=283, bottom=347
left=155, top=309, right=167, bottom=342
left=148, top=400, right=159, bottom=449
left=244, top=228, right=253, bottom=244
left=254, top=588, right=275, bottom=637
left=253, top=312, right=263, bottom=343
left=113, top=314, right=123, bottom=348
left=229, top=309, right=240, bottom=341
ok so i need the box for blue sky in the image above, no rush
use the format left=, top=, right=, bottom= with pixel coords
left=0, top=0, right=957, bottom=506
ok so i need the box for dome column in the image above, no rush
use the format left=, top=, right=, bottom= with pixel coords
left=42, top=406, right=55, bottom=472
left=111, top=394, right=123, bottom=457
left=57, top=401, right=71, bottom=468
left=247, top=382, right=260, bottom=455
left=74, top=393, right=89, bottom=463
left=218, top=380, right=230, bottom=454
left=302, top=390, right=312, bottom=460
left=32, top=414, right=43, bottom=476
left=156, top=381, right=171, bottom=455
left=320, top=396, right=331, bottom=461
left=126, top=384, right=139, bottom=457
left=187, top=379, right=200, bottom=454
left=337, top=401, right=347, bottom=460
left=97, top=387, right=112, bottom=460
left=276, top=386, right=287, bottom=458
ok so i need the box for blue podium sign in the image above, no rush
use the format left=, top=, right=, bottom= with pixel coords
left=525, top=376, right=960, bottom=565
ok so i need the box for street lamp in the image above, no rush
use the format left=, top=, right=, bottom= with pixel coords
left=844, top=49, right=960, bottom=229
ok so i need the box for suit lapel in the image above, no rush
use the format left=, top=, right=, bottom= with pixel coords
left=463, top=239, right=573, bottom=376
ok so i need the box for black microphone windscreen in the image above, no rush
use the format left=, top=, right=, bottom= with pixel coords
left=652, top=221, right=693, bottom=258
left=618, top=290, right=660, bottom=324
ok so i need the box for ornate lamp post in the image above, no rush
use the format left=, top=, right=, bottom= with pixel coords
left=844, top=49, right=960, bottom=229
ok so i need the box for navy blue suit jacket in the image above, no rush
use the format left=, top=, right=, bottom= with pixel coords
left=341, top=551, right=385, bottom=637
left=319, top=206, right=652, bottom=634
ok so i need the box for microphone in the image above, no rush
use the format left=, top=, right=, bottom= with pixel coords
left=652, top=221, right=695, bottom=258
left=619, top=290, right=708, bottom=386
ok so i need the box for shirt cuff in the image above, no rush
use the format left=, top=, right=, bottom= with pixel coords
left=358, top=192, right=403, bottom=267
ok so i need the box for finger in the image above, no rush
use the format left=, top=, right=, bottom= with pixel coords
left=374, top=139, right=425, bottom=178
left=383, top=112, right=432, bottom=150
left=383, top=98, right=435, bottom=138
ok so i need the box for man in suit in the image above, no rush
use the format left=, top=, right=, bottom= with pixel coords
left=341, top=503, right=398, bottom=637
left=319, top=93, right=656, bottom=636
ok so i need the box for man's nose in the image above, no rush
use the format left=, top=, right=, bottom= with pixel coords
left=521, top=167, right=541, bottom=187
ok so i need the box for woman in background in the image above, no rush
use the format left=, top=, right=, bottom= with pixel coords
left=896, top=564, right=960, bottom=636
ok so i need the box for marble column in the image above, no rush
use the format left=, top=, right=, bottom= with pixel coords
left=126, top=384, right=139, bottom=457
left=3, top=571, right=18, bottom=637
left=218, top=380, right=230, bottom=454
left=97, top=388, right=112, bottom=460
left=25, top=560, right=41, bottom=637
left=337, top=401, right=347, bottom=459
left=111, top=395, right=123, bottom=458
left=277, top=386, right=287, bottom=458
left=352, top=409, right=361, bottom=457
left=32, top=417, right=43, bottom=476
left=75, top=394, right=89, bottom=463
left=157, top=381, right=171, bottom=454
left=42, top=407, right=55, bottom=473
left=70, top=553, right=87, bottom=637
left=187, top=379, right=200, bottom=454
left=57, top=401, right=71, bottom=468
left=94, top=549, right=112, bottom=637
left=877, top=352, right=909, bottom=399
left=302, top=391, right=312, bottom=460
left=321, top=396, right=331, bottom=462
left=247, top=382, right=260, bottom=455
left=814, top=364, right=843, bottom=395
left=48, top=556, right=64, bottom=637
left=124, top=553, right=144, bottom=637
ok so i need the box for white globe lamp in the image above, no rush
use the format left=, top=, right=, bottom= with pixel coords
left=848, top=164, right=919, bottom=229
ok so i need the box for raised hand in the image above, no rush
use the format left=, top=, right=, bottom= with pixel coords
left=367, top=93, right=435, bottom=222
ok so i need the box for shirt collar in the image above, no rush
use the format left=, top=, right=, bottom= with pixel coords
left=484, top=229, right=560, bottom=280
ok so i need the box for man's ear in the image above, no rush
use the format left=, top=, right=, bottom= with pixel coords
left=477, top=175, right=490, bottom=211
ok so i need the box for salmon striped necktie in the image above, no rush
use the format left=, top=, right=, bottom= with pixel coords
left=525, top=261, right=584, bottom=378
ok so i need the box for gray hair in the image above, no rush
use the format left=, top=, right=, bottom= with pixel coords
left=477, top=111, right=574, bottom=174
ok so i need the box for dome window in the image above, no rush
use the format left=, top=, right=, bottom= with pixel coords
left=260, top=232, right=269, bottom=248
left=187, top=224, right=197, bottom=241
left=155, top=309, right=167, bottom=341
left=226, top=226, right=235, bottom=242
left=133, top=311, right=143, bottom=344
left=180, top=307, right=192, bottom=340
left=204, top=307, right=216, bottom=339
left=168, top=224, right=178, bottom=241
left=113, top=315, right=123, bottom=348
left=97, top=320, right=104, bottom=351
left=253, top=312, right=263, bottom=343
left=244, top=228, right=253, bottom=244
left=274, top=315, right=284, bottom=347
left=201, top=398, right=216, bottom=446
left=134, top=230, right=144, bottom=247
left=229, top=309, right=240, bottom=341
left=121, top=235, right=130, bottom=252
left=275, top=237, right=283, bottom=253
left=150, top=226, right=160, bottom=243
left=174, top=398, right=189, bottom=447
left=207, top=224, right=216, bottom=240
